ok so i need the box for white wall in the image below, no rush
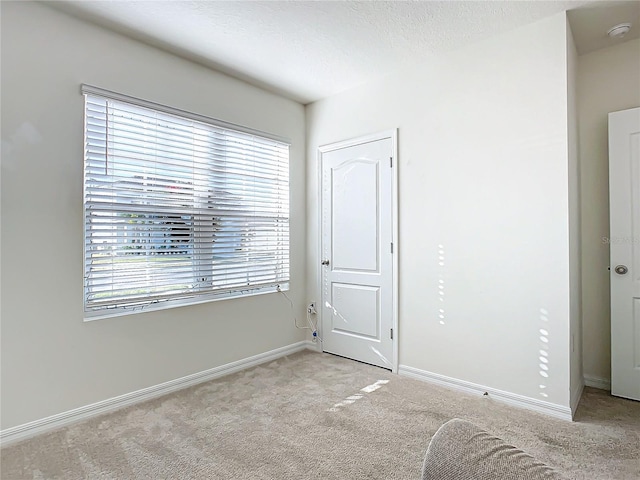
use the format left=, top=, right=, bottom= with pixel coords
left=578, top=38, right=640, bottom=387
left=307, top=13, right=574, bottom=408
left=566, top=20, right=583, bottom=412
left=0, top=2, right=306, bottom=429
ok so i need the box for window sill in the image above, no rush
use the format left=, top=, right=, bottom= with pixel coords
left=83, top=283, right=290, bottom=322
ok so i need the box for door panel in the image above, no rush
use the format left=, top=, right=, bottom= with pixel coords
left=320, top=134, right=395, bottom=370
left=332, top=160, right=379, bottom=272
left=609, top=107, right=640, bottom=401
left=331, top=283, right=380, bottom=339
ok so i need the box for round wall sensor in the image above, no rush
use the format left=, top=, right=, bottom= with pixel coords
left=607, top=23, right=632, bottom=39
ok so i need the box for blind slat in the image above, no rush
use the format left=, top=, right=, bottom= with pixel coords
left=84, top=91, right=289, bottom=315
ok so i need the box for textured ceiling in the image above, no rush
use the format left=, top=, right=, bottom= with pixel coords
left=50, top=1, right=636, bottom=104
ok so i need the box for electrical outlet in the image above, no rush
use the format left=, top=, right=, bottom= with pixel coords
left=307, top=302, right=316, bottom=314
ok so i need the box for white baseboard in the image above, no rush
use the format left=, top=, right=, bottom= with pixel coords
left=1, top=341, right=314, bottom=447
left=583, top=375, right=611, bottom=391
left=398, top=365, right=573, bottom=421
left=306, top=339, right=322, bottom=352
left=570, top=381, right=584, bottom=419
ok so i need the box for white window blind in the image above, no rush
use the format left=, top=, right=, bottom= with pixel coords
left=83, top=85, right=290, bottom=318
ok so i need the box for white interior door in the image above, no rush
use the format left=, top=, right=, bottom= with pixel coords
left=319, top=132, right=396, bottom=370
left=609, top=107, right=640, bottom=401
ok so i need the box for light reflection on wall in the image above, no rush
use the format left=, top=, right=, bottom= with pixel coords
left=438, top=244, right=445, bottom=325
left=538, top=308, right=550, bottom=398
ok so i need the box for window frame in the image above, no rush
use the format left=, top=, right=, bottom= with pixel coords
left=82, top=84, right=290, bottom=320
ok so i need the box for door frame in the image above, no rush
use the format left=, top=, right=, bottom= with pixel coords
left=316, top=129, right=399, bottom=372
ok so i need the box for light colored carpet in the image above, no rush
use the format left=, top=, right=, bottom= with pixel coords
left=1, top=351, right=639, bottom=479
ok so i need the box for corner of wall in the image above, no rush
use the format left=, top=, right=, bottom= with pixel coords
left=566, top=13, right=584, bottom=411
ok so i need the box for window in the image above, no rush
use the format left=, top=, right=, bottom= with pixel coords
left=83, top=85, right=289, bottom=318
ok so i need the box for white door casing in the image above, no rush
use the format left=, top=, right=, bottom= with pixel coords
left=609, top=107, right=640, bottom=401
left=319, top=131, right=397, bottom=371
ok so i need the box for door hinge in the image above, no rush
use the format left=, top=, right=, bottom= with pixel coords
left=391, top=242, right=394, bottom=253
left=390, top=156, right=393, bottom=168
left=390, top=328, right=393, bottom=340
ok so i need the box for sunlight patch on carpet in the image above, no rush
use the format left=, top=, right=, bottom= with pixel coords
left=328, top=380, right=390, bottom=412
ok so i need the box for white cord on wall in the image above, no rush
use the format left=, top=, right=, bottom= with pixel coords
left=278, top=287, right=321, bottom=342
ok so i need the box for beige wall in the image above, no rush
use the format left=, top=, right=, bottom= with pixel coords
left=307, top=13, right=575, bottom=409
left=0, top=2, right=306, bottom=429
left=578, top=39, right=640, bottom=386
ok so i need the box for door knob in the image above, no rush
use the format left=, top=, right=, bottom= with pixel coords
left=321, top=259, right=330, bottom=266
left=614, top=265, right=628, bottom=275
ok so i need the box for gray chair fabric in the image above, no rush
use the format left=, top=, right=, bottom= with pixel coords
left=422, top=419, right=565, bottom=480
